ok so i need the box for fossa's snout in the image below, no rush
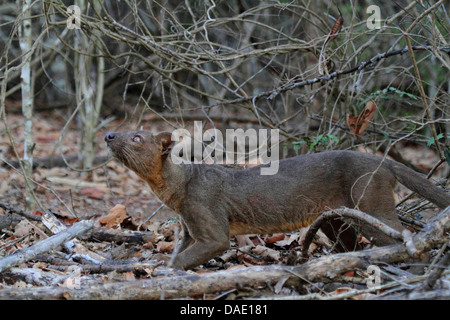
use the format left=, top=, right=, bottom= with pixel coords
left=104, top=132, right=117, bottom=143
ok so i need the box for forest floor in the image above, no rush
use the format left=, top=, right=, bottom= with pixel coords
left=0, top=108, right=449, bottom=300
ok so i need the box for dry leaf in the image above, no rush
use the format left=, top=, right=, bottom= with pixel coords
left=357, top=235, right=371, bottom=246
left=99, top=204, right=127, bottom=229
left=307, top=242, right=318, bottom=253
left=347, top=100, right=377, bottom=138
left=237, top=245, right=280, bottom=265
left=237, top=245, right=264, bottom=265
left=13, top=220, right=34, bottom=238
left=329, top=14, right=343, bottom=42
left=318, top=14, right=343, bottom=75
left=252, top=245, right=281, bottom=261
left=61, top=266, right=82, bottom=289
left=156, top=241, right=174, bottom=252
left=72, top=242, right=106, bottom=262
left=195, top=269, right=214, bottom=274
left=35, top=132, right=59, bottom=143
left=143, top=268, right=154, bottom=276
left=32, top=210, right=44, bottom=217
left=57, top=217, right=79, bottom=226
left=120, top=216, right=139, bottom=230
left=330, top=287, right=353, bottom=295
left=352, top=293, right=376, bottom=300
left=274, top=233, right=301, bottom=247
left=235, top=234, right=249, bottom=247
left=219, top=249, right=237, bottom=263
left=225, top=264, right=246, bottom=271
left=142, top=242, right=154, bottom=250
left=344, top=270, right=355, bottom=277
left=32, top=262, right=47, bottom=270
left=80, top=187, right=105, bottom=200
left=264, top=233, right=285, bottom=244
left=122, top=271, right=136, bottom=280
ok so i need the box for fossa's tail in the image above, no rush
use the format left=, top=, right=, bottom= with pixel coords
left=388, top=160, right=450, bottom=208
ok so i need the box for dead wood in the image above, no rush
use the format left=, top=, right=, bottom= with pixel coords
left=0, top=212, right=22, bottom=230
left=49, top=261, right=164, bottom=274
left=301, top=208, right=404, bottom=260
left=0, top=206, right=447, bottom=300
left=84, top=227, right=157, bottom=244
left=0, top=199, right=156, bottom=242
left=0, top=267, right=68, bottom=287
left=379, top=288, right=450, bottom=300
left=417, top=251, right=450, bottom=291
left=0, top=220, right=94, bottom=274
left=20, top=252, right=163, bottom=275
left=0, top=200, right=42, bottom=222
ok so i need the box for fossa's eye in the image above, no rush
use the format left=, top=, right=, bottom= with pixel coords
left=132, top=135, right=143, bottom=143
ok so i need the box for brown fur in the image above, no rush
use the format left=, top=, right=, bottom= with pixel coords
left=105, top=131, right=450, bottom=269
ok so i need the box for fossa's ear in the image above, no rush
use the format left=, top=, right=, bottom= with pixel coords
left=154, top=132, right=174, bottom=156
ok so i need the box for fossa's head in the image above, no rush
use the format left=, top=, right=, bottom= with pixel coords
left=105, top=131, right=173, bottom=180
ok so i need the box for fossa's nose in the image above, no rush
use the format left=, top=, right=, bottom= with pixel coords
left=104, top=132, right=117, bottom=142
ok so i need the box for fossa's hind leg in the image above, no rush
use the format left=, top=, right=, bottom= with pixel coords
left=320, top=171, right=403, bottom=251
left=320, top=217, right=362, bottom=252
left=350, top=173, right=403, bottom=246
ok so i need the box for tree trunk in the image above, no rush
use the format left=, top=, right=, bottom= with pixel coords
left=19, top=0, right=34, bottom=209
left=74, top=0, right=104, bottom=171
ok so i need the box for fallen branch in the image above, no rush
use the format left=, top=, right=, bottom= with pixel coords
left=85, top=227, right=157, bottom=244
left=0, top=207, right=447, bottom=299
left=47, top=261, right=164, bottom=274
left=0, top=200, right=41, bottom=222
left=0, top=212, right=23, bottom=230
left=0, top=200, right=157, bottom=244
left=301, top=207, right=404, bottom=260
left=0, top=267, right=69, bottom=287
left=417, top=251, right=450, bottom=292
left=0, top=220, right=94, bottom=274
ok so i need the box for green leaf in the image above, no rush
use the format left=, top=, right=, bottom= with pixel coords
left=292, top=141, right=304, bottom=151
left=381, top=131, right=390, bottom=142
left=328, top=134, right=339, bottom=142
left=310, top=134, right=323, bottom=150
left=427, top=133, right=444, bottom=146
left=445, top=150, right=450, bottom=165
left=406, top=93, right=418, bottom=100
